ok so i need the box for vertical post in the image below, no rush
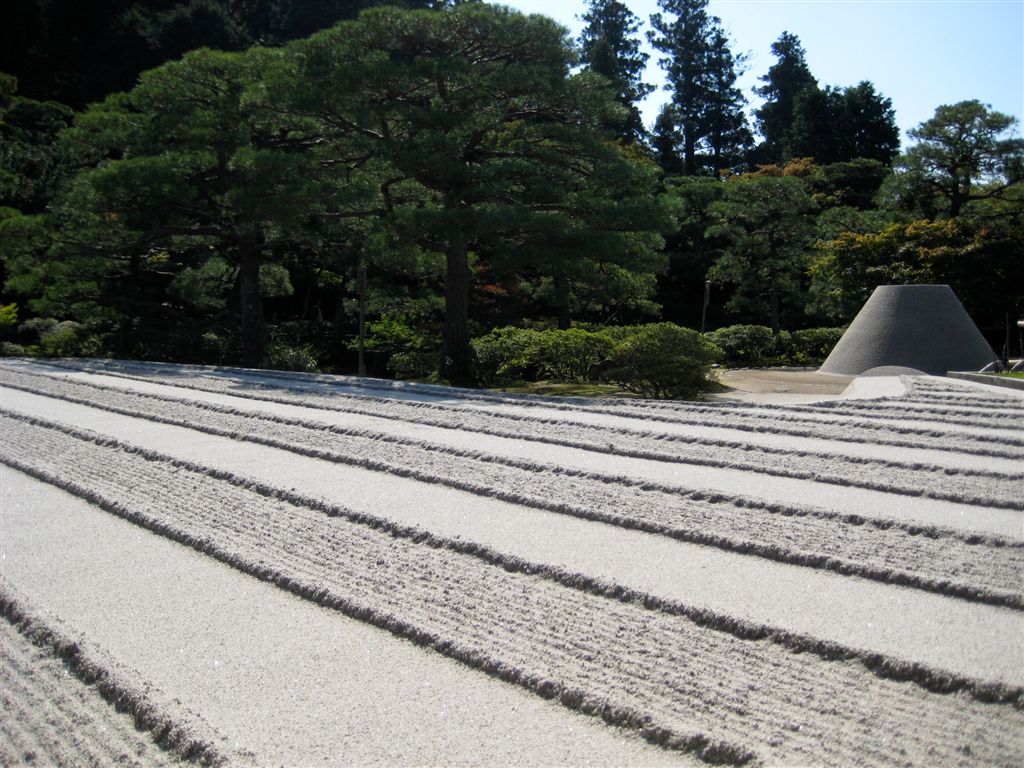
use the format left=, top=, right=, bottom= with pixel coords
left=701, top=280, right=711, bottom=334
left=357, top=264, right=366, bottom=377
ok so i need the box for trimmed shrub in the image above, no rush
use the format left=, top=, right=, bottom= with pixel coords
left=358, top=313, right=439, bottom=379
left=531, top=329, right=615, bottom=383
left=603, top=323, right=721, bottom=399
left=473, top=327, right=615, bottom=384
left=707, top=325, right=789, bottom=367
left=472, top=327, right=541, bottom=383
left=263, top=342, right=319, bottom=372
left=388, top=350, right=437, bottom=379
left=789, top=327, right=846, bottom=365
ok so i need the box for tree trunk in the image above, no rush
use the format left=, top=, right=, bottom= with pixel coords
left=769, top=285, right=781, bottom=338
left=554, top=272, right=571, bottom=330
left=683, top=130, right=697, bottom=176
left=442, top=231, right=472, bottom=383
left=238, top=240, right=266, bottom=368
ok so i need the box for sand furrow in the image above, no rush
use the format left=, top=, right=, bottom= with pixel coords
left=0, top=586, right=225, bottom=767
left=4, top=367, right=1020, bottom=512
left=0, top=620, right=182, bottom=768
left=27, top=358, right=1024, bottom=456
left=3, top=375, right=1022, bottom=608
left=2, top=417, right=1021, bottom=767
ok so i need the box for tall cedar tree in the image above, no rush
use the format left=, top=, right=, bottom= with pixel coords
left=789, top=82, right=899, bottom=165
left=270, top=4, right=670, bottom=381
left=752, top=32, right=816, bottom=164
left=578, top=0, right=653, bottom=143
left=703, top=29, right=752, bottom=176
left=649, top=0, right=748, bottom=176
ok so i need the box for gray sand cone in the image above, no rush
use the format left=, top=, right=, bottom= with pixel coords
left=820, top=285, right=996, bottom=376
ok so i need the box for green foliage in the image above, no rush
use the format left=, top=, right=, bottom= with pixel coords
left=707, top=324, right=785, bottom=367
left=706, top=175, right=815, bottom=334
left=1, top=1, right=435, bottom=110
left=269, top=3, right=673, bottom=380
left=531, top=329, right=616, bottom=383
left=472, top=327, right=541, bottom=383
left=752, top=32, right=816, bottom=164
left=890, top=100, right=1023, bottom=217
left=361, top=313, right=439, bottom=379
left=263, top=342, right=319, bottom=372
left=0, top=303, right=17, bottom=331
left=578, top=0, right=653, bottom=142
left=473, top=326, right=615, bottom=384
left=0, top=342, right=26, bottom=356
left=18, top=317, right=100, bottom=357
left=789, top=327, right=845, bottom=364
left=603, top=322, right=721, bottom=398
left=706, top=323, right=842, bottom=366
left=649, top=0, right=750, bottom=176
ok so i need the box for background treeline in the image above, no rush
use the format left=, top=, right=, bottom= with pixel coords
left=1, top=0, right=1021, bottom=388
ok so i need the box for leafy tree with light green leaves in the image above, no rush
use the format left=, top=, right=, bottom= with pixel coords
left=268, top=4, right=672, bottom=381
left=706, top=174, right=816, bottom=335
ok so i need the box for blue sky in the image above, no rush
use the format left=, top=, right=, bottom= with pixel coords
left=486, top=0, right=1024, bottom=146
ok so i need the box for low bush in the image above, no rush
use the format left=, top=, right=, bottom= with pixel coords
left=17, top=317, right=101, bottom=358
left=531, top=329, right=615, bottom=383
left=707, top=325, right=789, bottom=367
left=472, top=327, right=540, bottom=383
left=472, top=327, right=615, bottom=384
left=789, top=327, right=845, bottom=364
left=359, top=313, right=439, bottom=379
left=603, top=323, right=721, bottom=399
left=263, top=342, right=319, bottom=372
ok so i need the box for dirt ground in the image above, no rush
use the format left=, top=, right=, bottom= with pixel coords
left=711, top=367, right=854, bottom=403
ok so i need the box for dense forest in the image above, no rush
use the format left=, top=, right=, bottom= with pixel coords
left=1, top=0, right=1022, bottom=386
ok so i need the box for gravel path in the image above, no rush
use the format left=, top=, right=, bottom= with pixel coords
left=1, top=358, right=1022, bottom=767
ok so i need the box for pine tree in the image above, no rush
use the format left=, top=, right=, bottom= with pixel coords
left=578, top=0, right=653, bottom=143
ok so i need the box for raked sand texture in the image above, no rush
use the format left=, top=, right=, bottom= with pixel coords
left=1, top=358, right=1022, bottom=767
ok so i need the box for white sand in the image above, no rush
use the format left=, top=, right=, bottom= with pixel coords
left=1, top=468, right=692, bottom=767
left=2, top=386, right=1021, bottom=685
left=2, top=359, right=1022, bottom=767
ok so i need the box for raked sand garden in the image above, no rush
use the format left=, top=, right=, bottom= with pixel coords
left=1, top=357, right=1022, bottom=767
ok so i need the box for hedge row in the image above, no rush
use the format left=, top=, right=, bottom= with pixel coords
left=473, top=324, right=721, bottom=399
left=471, top=323, right=845, bottom=399
left=706, top=325, right=845, bottom=367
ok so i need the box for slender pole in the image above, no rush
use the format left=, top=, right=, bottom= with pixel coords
left=701, top=280, right=711, bottom=334
left=357, top=264, right=366, bottom=377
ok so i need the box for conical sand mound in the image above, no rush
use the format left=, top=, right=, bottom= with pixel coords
left=820, top=285, right=996, bottom=376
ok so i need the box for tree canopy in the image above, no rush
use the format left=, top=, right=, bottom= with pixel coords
left=1, top=1, right=1020, bottom=378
